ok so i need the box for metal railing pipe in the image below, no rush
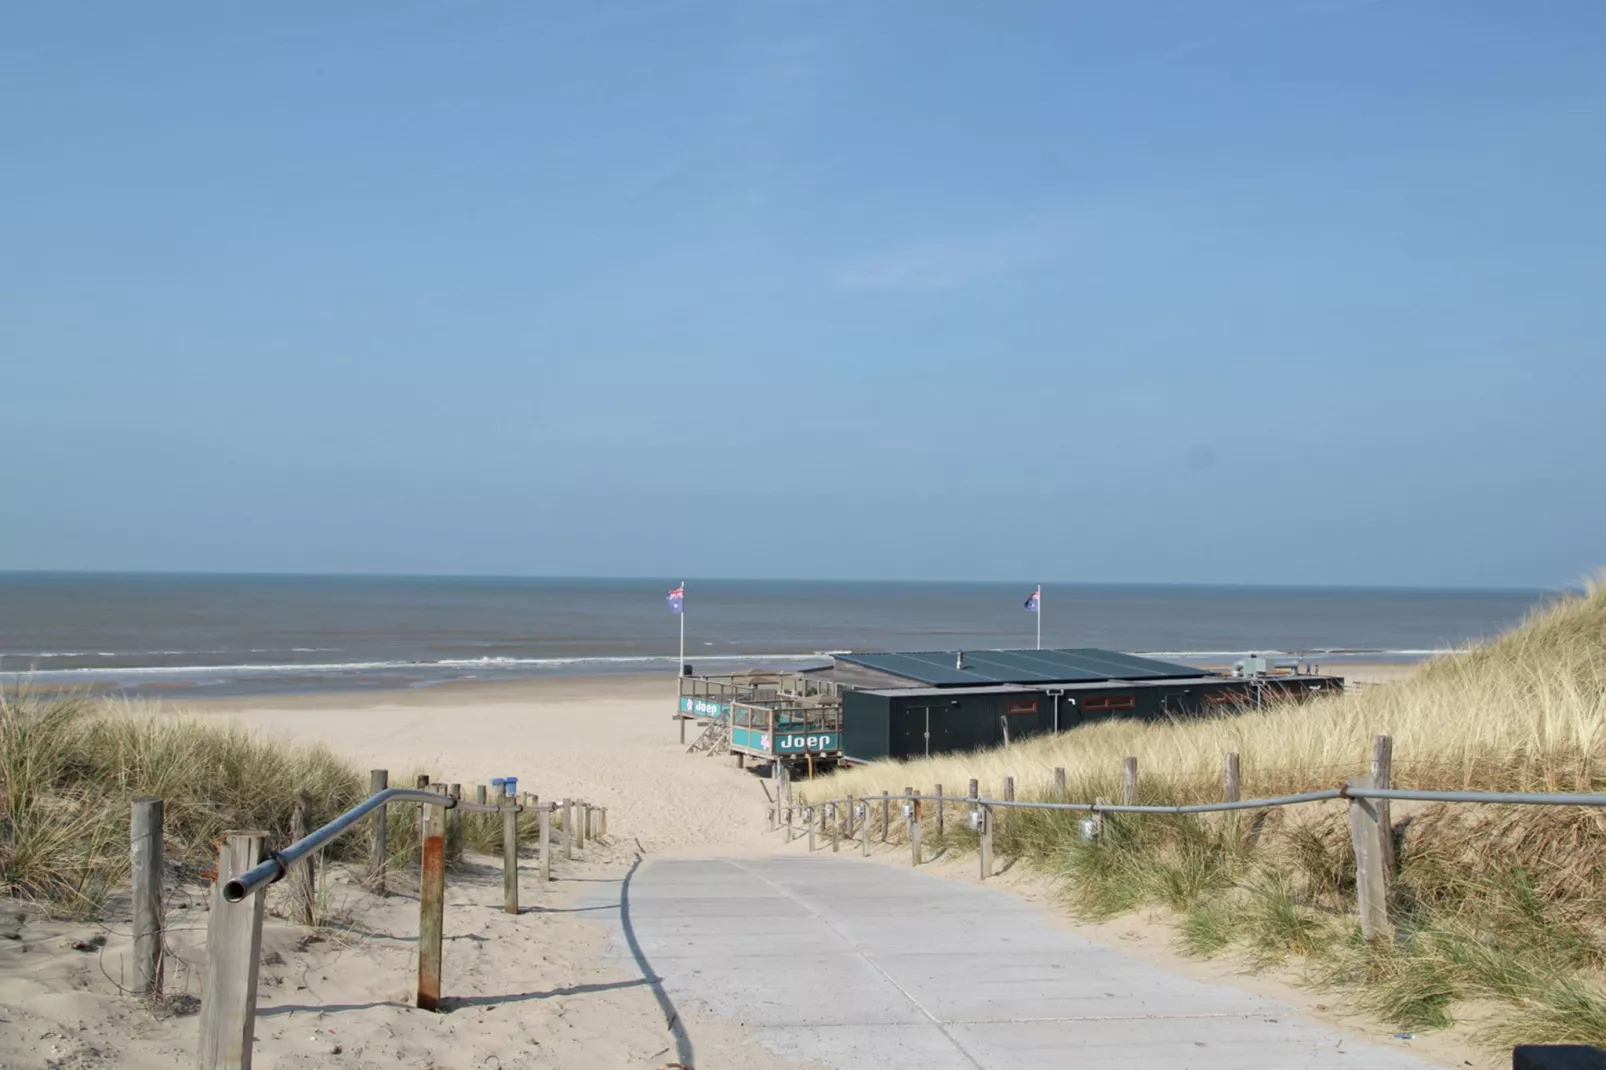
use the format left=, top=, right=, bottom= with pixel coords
left=223, top=787, right=452, bottom=903
left=1348, top=787, right=1606, bottom=807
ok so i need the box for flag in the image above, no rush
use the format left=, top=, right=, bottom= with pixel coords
left=667, top=585, right=684, bottom=615
left=1024, top=585, right=1041, bottom=612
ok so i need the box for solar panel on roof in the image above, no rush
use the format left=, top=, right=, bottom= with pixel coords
left=833, top=648, right=1209, bottom=687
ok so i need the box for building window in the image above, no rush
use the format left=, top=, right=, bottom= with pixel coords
left=1083, top=694, right=1135, bottom=712
left=1006, top=700, right=1038, bottom=716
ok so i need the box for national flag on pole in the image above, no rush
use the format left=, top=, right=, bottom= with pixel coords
left=1024, top=585, right=1041, bottom=612
left=667, top=585, right=685, bottom=614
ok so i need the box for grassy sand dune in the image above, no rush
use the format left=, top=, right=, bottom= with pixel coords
left=0, top=693, right=538, bottom=919
left=803, top=579, right=1606, bottom=1047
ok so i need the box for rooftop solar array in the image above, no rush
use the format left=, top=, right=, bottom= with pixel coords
left=833, top=648, right=1210, bottom=687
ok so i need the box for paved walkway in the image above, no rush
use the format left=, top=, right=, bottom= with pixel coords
left=582, top=854, right=1440, bottom=1070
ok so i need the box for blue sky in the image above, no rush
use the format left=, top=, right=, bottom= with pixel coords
left=2, top=1, right=1602, bottom=587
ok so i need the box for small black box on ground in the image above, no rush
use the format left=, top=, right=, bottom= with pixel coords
left=1515, top=1045, right=1606, bottom=1070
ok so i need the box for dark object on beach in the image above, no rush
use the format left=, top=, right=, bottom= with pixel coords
left=682, top=662, right=693, bottom=676
left=1515, top=1046, right=1606, bottom=1070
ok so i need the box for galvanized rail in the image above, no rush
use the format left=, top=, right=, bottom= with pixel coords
left=223, top=786, right=453, bottom=902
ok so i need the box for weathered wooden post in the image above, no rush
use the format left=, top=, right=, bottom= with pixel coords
left=807, top=807, right=817, bottom=852
left=845, top=794, right=855, bottom=839
left=368, top=770, right=389, bottom=896
left=198, top=831, right=267, bottom=1070
left=881, top=793, right=890, bottom=843
left=414, top=775, right=430, bottom=860
left=563, top=799, right=574, bottom=860
left=598, top=807, right=608, bottom=838
left=288, top=794, right=317, bottom=927
left=501, top=782, right=519, bottom=915
left=476, top=784, right=488, bottom=805
left=1372, top=735, right=1395, bottom=879
left=979, top=804, right=994, bottom=880
left=1225, top=752, right=1241, bottom=802
left=1123, top=757, right=1138, bottom=805
left=1053, top=767, right=1067, bottom=801
left=417, top=800, right=446, bottom=1011
left=905, top=788, right=919, bottom=866
left=860, top=800, right=871, bottom=856
left=447, top=784, right=464, bottom=864
left=830, top=804, right=840, bottom=852
left=538, top=803, right=553, bottom=882
left=1345, top=774, right=1391, bottom=946
left=934, top=783, right=944, bottom=836
left=130, top=797, right=164, bottom=997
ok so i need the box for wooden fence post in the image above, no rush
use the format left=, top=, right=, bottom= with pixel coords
left=1372, top=734, right=1395, bottom=879
left=1123, top=757, right=1138, bottom=805
left=979, top=804, right=994, bottom=880
left=599, top=807, right=607, bottom=838
left=1345, top=774, right=1391, bottom=946
left=1053, top=767, right=1067, bottom=801
left=807, top=807, right=817, bottom=852
left=908, top=791, right=921, bottom=866
left=845, top=794, right=855, bottom=839
left=881, top=793, right=890, bottom=843
left=861, top=800, right=871, bottom=856
left=968, top=779, right=979, bottom=806
left=538, top=803, right=553, bottom=882
left=1224, top=753, right=1241, bottom=802
left=130, top=797, right=164, bottom=997
left=417, top=801, right=446, bottom=1011
left=447, top=784, right=463, bottom=864
left=198, top=831, right=267, bottom=1070
left=288, top=794, right=316, bottom=927
left=563, top=799, right=574, bottom=860
left=934, top=783, right=944, bottom=836
left=501, top=783, right=519, bottom=915
left=1003, top=776, right=1015, bottom=802
left=368, top=770, right=388, bottom=896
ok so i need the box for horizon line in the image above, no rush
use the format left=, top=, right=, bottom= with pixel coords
left=0, top=567, right=1573, bottom=595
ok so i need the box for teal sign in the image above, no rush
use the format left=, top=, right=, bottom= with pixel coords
left=679, top=696, right=729, bottom=718
left=774, top=731, right=839, bottom=754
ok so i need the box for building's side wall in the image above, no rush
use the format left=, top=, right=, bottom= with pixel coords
left=842, top=690, right=892, bottom=761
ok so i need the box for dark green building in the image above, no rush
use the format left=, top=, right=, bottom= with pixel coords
left=826, top=648, right=1341, bottom=761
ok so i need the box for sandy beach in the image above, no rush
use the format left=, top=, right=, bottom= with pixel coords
left=0, top=665, right=1479, bottom=1070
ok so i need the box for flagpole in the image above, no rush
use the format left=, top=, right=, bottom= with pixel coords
left=1037, top=584, right=1042, bottom=650
left=679, top=579, right=685, bottom=674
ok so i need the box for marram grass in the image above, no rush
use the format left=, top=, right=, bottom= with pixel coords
left=0, top=693, right=542, bottom=918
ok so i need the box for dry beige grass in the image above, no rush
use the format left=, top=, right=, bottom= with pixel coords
left=804, top=579, right=1606, bottom=807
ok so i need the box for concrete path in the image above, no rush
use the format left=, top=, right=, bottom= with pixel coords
left=582, top=854, right=1441, bottom=1070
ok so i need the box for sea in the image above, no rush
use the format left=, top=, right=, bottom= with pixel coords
left=0, top=573, right=1562, bottom=698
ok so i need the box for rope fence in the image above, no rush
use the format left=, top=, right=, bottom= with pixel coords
left=766, top=734, right=1606, bottom=953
